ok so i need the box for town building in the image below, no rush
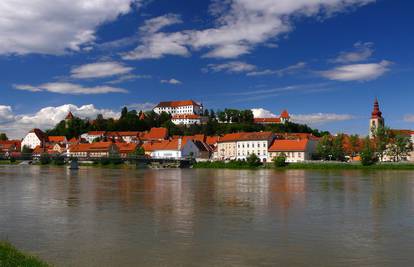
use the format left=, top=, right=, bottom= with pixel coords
left=143, top=138, right=200, bottom=159
left=48, top=136, right=67, bottom=144
left=216, top=133, right=240, bottom=160
left=115, top=143, right=139, bottom=158
left=81, top=131, right=106, bottom=143
left=171, top=114, right=208, bottom=125
left=153, top=100, right=203, bottom=116
left=268, top=139, right=318, bottom=163
left=21, top=128, right=48, bottom=150
left=254, top=110, right=291, bottom=125
left=68, top=142, right=118, bottom=158
left=141, top=127, right=168, bottom=142
left=235, top=132, right=275, bottom=162
left=369, top=98, right=384, bottom=138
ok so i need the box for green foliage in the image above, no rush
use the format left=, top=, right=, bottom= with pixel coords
left=39, top=154, right=51, bottom=165
left=246, top=153, right=262, bottom=167
left=9, top=157, right=16, bottom=163
left=372, top=126, right=390, bottom=162
left=52, top=156, right=65, bottom=166
left=316, top=135, right=345, bottom=161
left=100, top=157, right=111, bottom=165
left=0, top=241, right=50, bottom=267
left=0, top=133, right=8, bottom=141
left=273, top=154, right=287, bottom=167
left=361, top=137, right=376, bottom=166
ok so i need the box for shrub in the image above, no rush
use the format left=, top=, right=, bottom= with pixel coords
left=39, top=154, right=51, bottom=165
left=273, top=155, right=287, bottom=167
left=246, top=153, right=261, bottom=167
left=9, top=157, right=16, bottom=163
left=100, top=157, right=111, bottom=165
left=52, top=156, right=65, bottom=166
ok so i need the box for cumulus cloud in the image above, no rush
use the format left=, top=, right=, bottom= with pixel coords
left=247, top=62, right=306, bottom=76
left=204, top=61, right=257, bottom=73
left=122, top=14, right=190, bottom=60
left=332, top=42, right=374, bottom=63
left=0, top=0, right=139, bottom=55
left=320, top=60, right=391, bottom=81
left=291, top=113, right=355, bottom=125
left=251, top=108, right=277, bottom=118
left=14, top=82, right=128, bottom=94
left=124, top=0, right=374, bottom=60
left=0, top=104, right=120, bottom=138
left=71, top=61, right=133, bottom=79
left=160, top=78, right=182, bottom=85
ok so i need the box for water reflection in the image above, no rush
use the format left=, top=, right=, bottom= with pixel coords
left=1, top=166, right=414, bottom=266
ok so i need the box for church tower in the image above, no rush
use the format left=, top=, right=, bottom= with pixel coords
left=65, top=111, right=74, bottom=128
left=369, top=98, right=384, bottom=138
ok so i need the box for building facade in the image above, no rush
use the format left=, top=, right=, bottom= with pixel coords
left=21, top=129, right=48, bottom=150
left=369, top=98, right=384, bottom=138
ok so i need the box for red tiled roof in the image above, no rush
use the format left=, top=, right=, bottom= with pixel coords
left=218, top=132, right=274, bottom=143
left=206, top=136, right=219, bottom=145
left=155, top=100, right=201, bottom=108
left=69, top=142, right=114, bottom=153
left=254, top=118, right=281, bottom=123
left=268, top=139, right=309, bottom=152
left=144, top=139, right=183, bottom=151
left=48, top=136, right=66, bottom=143
left=280, top=110, right=290, bottom=119
left=29, top=128, right=48, bottom=141
left=142, top=127, right=168, bottom=140
left=87, top=131, right=106, bottom=136
left=116, top=143, right=138, bottom=153
left=0, top=140, right=21, bottom=150
left=65, top=111, right=74, bottom=120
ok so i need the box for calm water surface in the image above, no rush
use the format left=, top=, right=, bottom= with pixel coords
left=1, top=166, right=414, bottom=266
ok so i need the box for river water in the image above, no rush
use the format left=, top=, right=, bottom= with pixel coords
left=1, top=165, right=414, bottom=266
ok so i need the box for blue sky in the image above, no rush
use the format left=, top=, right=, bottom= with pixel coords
left=0, top=0, right=413, bottom=138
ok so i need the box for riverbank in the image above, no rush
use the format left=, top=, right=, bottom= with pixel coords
left=0, top=241, right=49, bottom=267
left=194, top=161, right=414, bottom=170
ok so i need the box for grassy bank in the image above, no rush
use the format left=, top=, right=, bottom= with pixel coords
left=0, top=160, right=21, bottom=165
left=0, top=241, right=50, bottom=267
left=194, top=161, right=414, bottom=170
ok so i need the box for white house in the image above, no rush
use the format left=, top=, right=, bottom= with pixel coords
left=80, top=131, right=106, bottom=143
left=153, top=100, right=203, bottom=116
left=268, top=139, right=318, bottom=163
left=21, top=128, right=48, bottom=150
left=235, top=132, right=275, bottom=162
left=171, top=114, right=208, bottom=125
left=149, top=139, right=199, bottom=159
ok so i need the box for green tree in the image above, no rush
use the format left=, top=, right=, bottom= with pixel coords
left=331, top=134, right=345, bottom=161
left=0, top=133, right=8, bottom=141
left=246, top=153, right=261, bottom=167
left=373, top=126, right=390, bottom=162
left=349, top=134, right=360, bottom=158
left=316, top=135, right=333, bottom=160
left=386, top=134, right=413, bottom=162
left=273, top=154, right=287, bottom=167
left=361, top=137, right=376, bottom=166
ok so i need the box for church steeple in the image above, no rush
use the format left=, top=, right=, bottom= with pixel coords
left=369, top=97, right=384, bottom=138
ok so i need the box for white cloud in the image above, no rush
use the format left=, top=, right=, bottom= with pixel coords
left=0, top=105, right=15, bottom=124
left=251, top=108, right=277, bottom=118
left=71, top=61, right=133, bottom=79
left=320, top=60, right=391, bottom=81
left=160, top=78, right=182, bottom=85
left=126, top=102, right=156, bottom=111
left=332, top=42, right=374, bottom=63
left=204, top=61, right=257, bottom=73
left=106, top=74, right=151, bottom=84
left=291, top=113, right=355, bottom=125
left=124, top=0, right=374, bottom=60
left=14, top=82, right=128, bottom=94
left=247, top=62, right=306, bottom=76
left=0, top=104, right=120, bottom=138
left=122, top=14, right=190, bottom=60
left=0, top=0, right=139, bottom=55
left=403, top=115, right=414, bottom=123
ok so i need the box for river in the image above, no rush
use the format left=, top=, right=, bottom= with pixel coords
left=1, top=165, right=414, bottom=266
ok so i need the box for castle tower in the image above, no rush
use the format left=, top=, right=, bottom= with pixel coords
left=369, top=98, right=384, bottom=138
left=65, top=111, right=74, bottom=128
left=280, top=109, right=290, bottom=124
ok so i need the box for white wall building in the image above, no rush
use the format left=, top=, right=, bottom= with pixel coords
left=80, top=131, right=106, bottom=143
left=150, top=139, right=200, bottom=159
left=153, top=100, right=203, bottom=116
left=21, top=129, right=48, bottom=150
left=236, top=132, right=274, bottom=162
left=268, top=139, right=318, bottom=163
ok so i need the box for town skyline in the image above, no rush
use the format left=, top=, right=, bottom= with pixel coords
left=1, top=0, right=414, bottom=138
